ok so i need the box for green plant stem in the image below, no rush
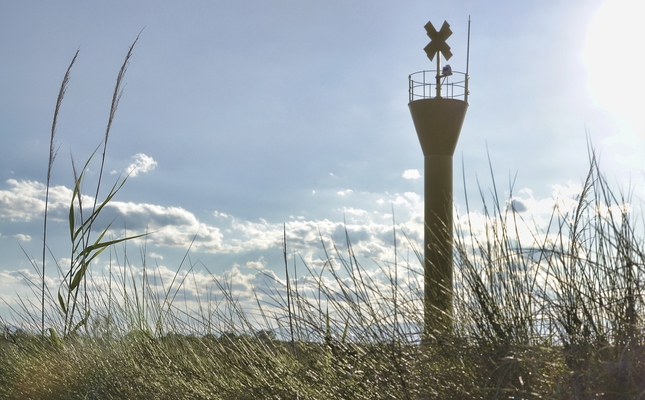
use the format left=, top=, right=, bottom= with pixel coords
left=42, top=49, right=79, bottom=336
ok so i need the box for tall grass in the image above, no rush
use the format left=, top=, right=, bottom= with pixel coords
left=32, top=36, right=145, bottom=341
left=41, top=49, right=78, bottom=336
left=1, top=44, right=645, bottom=398
left=451, top=148, right=645, bottom=397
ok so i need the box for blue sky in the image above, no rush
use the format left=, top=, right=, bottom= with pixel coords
left=1, top=0, right=642, bottom=322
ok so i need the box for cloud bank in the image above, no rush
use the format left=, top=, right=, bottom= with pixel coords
left=1, top=176, right=636, bottom=326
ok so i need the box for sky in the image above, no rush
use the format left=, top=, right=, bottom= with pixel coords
left=1, top=0, right=643, bottom=324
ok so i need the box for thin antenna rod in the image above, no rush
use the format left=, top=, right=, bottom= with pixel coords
left=466, top=16, right=471, bottom=102
left=436, top=54, right=441, bottom=98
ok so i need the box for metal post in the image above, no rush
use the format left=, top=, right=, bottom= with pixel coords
left=436, top=56, right=441, bottom=98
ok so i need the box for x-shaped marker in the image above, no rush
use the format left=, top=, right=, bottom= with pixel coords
left=424, top=21, right=453, bottom=61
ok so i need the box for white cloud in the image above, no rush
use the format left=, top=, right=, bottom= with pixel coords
left=0, top=270, right=30, bottom=287
left=402, top=169, right=421, bottom=180
left=111, top=153, right=158, bottom=177
left=0, top=179, right=46, bottom=221
left=106, top=201, right=228, bottom=252
left=3, top=180, right=406, bottom=259
left=0, top=268, right=57, bottom=299
left=342, top=207, right=368, bottom=217
left=12, top=234, right=31, bottom=242
left=0, top=179, right=76, bottom=222
left=4, top=176, right=623, bottom=288
left=245, top=257, right=267, bottom=270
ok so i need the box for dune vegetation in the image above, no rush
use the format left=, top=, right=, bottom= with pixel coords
left=2, top=39, right=645, bottom=400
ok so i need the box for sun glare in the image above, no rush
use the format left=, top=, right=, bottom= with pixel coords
left=584, top=0, right=644, bottom=132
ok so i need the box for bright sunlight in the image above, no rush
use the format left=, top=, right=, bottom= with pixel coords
left=584, top=0, right=644, bottom=132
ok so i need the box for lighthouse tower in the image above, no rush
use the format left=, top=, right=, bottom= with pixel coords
left=408, top=20, right=469, bottom=337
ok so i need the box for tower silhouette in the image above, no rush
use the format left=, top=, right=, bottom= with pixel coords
left=408, top=20, right=470, bottom=337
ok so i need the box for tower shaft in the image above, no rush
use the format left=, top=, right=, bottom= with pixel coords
left=408, top=96, right=468, bottom=338
left=423, top=154, right=454, bottom=335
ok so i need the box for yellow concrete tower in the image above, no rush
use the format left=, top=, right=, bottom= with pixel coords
left=408, top=20, right=469, bottom=338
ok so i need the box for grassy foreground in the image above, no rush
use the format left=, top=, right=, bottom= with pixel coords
left=2, top=41, right=645, bottom=399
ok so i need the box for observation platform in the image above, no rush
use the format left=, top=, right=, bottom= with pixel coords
left=408, top=70, right=469, bottom=103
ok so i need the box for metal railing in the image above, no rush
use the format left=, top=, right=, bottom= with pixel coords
left=408, top=70, right=469, bottom=103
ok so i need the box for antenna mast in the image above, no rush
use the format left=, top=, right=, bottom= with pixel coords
left=466, top=16, right=471, bottom=102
